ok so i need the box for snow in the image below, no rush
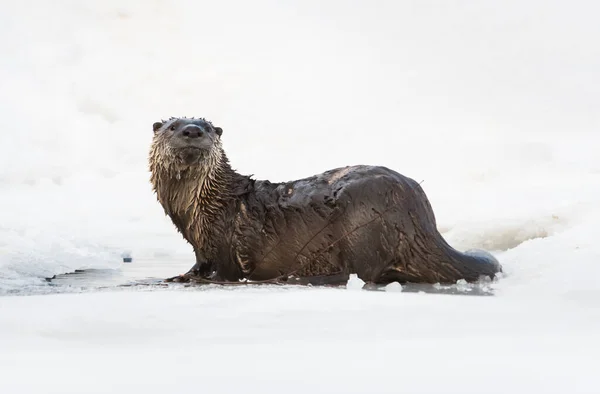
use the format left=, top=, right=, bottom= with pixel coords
left=1, top=288, right=599, bottom=393
left=1, top=0, right=599, bottom=392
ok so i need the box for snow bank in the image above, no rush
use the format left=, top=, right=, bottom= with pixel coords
left=1, top=0, right=599, bottom=297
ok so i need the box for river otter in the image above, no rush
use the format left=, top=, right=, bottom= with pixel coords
left=149, top=117, right=502, bottom=286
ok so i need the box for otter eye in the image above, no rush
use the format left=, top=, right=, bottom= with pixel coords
left=170, top=125, right=176, bottom=131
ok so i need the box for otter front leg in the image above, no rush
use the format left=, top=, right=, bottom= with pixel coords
left=165, top=249, right=215, bottom=283
left=186, top=249, right=214, bottom=276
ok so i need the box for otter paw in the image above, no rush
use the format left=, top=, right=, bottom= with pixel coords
left=164, top=274, right=190, bottom=283
left=164, top=271, right=215, bottom=283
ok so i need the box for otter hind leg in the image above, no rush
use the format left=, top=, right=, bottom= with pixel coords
left=376, top=266, right=433, bottom=285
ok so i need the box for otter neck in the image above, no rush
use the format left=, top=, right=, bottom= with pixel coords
left=153, top=152, right=239, bottom=253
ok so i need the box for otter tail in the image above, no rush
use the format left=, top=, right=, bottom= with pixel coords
left=445, top=246, right=503, bottom=282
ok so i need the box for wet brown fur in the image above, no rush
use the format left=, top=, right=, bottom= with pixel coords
left=149, top=117, right=502, bottom=285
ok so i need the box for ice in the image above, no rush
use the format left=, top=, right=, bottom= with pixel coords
left=1, top=289, right=599, bottom=394
left=1, top=1, right=600, bottom=392
left=384, top=281, right=403, bottom=292
left=346, top=274, right=366, bottom=290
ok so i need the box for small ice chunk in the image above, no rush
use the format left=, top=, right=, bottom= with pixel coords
left=385, top=282, right=403, bottom=292
left=455, top=279, right=471, bottom=292
left=346, top=274, right=365, bottom=290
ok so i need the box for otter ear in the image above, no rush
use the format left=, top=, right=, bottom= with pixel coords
left=214, top=126, right=223, bottom=136
left=152, top=121, right=163, bottom=133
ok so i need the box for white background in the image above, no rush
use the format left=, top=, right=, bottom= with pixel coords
left=0, top=1, right=599, bottom=392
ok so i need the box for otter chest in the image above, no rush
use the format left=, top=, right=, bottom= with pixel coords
left=161, top=195, right=222, bottom=256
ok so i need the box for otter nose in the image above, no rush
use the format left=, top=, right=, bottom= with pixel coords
left=181, top=125, right=204, bottom=138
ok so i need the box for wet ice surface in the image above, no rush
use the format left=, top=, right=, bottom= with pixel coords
left=7, top=259, right=498, bottom=297
left=2, top=259, right=190, bottom=296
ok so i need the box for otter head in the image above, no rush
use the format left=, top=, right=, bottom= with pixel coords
left=150, top=117, right=224, bottom=171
